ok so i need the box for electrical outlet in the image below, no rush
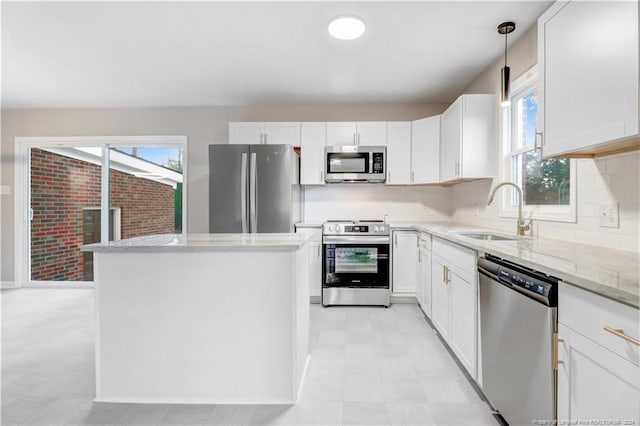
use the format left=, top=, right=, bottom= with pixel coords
left=599, top=203, right=619, bottom=228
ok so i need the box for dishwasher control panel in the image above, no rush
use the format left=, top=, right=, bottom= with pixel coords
left=480, top=255, right=558, bottom=306
left=499, top=269, right=552, bottom=298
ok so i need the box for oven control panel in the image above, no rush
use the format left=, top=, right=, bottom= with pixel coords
left=323, top=221, right=389, bottom=236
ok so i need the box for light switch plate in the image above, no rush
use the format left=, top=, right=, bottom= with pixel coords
left=599, top=203, right=619, bottom=228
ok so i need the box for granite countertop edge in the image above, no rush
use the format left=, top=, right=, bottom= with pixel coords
left=82, top=233, right=311, bottom=253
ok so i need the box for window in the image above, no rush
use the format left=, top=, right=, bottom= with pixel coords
left=500, top=66, right=576, bottom=222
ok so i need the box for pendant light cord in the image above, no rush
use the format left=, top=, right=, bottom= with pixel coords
left=504, top=31, right=508, bottom=67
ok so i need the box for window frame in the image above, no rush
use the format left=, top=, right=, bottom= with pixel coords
left=499, top=65, right=577, bottom=223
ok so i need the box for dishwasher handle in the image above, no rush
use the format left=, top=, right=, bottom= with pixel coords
left=477, top=257, right=501, bottom=280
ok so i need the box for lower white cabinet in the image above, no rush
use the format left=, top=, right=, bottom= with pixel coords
left=557, top=284, right=640, bottom=423
left=296, top=227, right=322, bottom=299
left=416, top=233, right=432, bottom=317
left=431, top=237, right=477, bottom=378
left=391, top=231, right=418, bottom=295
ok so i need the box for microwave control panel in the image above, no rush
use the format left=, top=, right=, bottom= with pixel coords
left=372, top=152, right=384, bottom=174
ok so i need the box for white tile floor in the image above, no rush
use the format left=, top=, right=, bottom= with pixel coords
left=1, top=289, right=500, bottom=425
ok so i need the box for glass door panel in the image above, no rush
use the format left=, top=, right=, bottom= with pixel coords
left=29, top=147, right=103, bottom=282
left=109, top=146, right=184, bottom=239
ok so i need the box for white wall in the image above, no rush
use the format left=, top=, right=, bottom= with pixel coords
left=452, top=23, right=640, bottom=253
left=303, top=184, right=451, bottom=223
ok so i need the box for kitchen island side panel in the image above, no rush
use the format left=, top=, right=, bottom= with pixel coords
left=94, top=249, right=307, bottom=403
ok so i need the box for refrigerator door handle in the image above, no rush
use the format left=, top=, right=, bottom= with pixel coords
left=250, top=152, right=257, bottom=233
left=240, top=153, right=248, bottom=233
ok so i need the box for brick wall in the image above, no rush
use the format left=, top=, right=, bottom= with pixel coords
left=30, top=148, right=176, bottom=281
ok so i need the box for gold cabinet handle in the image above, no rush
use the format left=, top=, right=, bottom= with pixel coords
left=442, top=265, right=446, bottom=283
left=603, top=326, right=640, bottom=346
left=553, top=333, right=565, bottom=370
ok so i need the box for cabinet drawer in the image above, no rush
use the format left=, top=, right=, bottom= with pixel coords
left=559, top=283, right=639, bottom=365
left=432, top=237, right=475, bottom=274
left=418, top=233, right=432, bottom=250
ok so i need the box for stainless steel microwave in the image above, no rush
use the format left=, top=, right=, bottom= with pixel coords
left=325, top=146, right=386, bottom=183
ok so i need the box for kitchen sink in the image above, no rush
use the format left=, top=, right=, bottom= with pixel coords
left=455, top=232, right=520, bottom=241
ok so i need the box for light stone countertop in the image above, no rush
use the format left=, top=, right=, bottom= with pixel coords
left=392, top=221, right=640, bottom=309
left=82, top=233, right=311, bottom=252
left=294, top=220, right=639, bottom=308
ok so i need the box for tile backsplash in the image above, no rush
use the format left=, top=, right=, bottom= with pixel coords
left=304, top=151, right=639, bottom=253
left=303, top=184, right=450, bottom=223
left=451, top=151, right=640, bottom=253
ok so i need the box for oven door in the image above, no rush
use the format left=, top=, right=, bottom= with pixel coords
left=322, top=236, right=390, bottom=289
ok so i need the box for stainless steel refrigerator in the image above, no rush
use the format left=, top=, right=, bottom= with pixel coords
left=209, top=144, right=301, bottom=233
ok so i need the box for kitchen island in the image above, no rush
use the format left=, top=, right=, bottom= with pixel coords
left=82, top=233, right=310, bottom=404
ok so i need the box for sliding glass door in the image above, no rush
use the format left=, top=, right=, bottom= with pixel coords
left=19, top=137, right=186, bottom=286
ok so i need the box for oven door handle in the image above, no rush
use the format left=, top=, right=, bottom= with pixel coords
left=323, top=236, right=391, bottom=244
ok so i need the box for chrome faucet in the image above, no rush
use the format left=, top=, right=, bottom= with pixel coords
left=487, top=182, right=532, bottom=236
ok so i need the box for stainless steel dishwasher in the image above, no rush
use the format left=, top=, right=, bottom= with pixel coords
left=478, top=255, right=559, bottom=426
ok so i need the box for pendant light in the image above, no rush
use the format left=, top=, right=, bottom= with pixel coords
left=498, top=21, right=516, bottom=107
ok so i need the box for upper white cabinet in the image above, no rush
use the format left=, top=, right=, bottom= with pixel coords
left=440, top=94, right=497, bottom=183
left=300, top=123, right=326, bottom=185
left=386, top=122, right=412, bottom=185
left=557, top=284, right=640, bottom=423
left=391, top=231, right=418, bottom=295
left=538, top=1, right=639, bottom=157
left=229, top=122, right=301, bottom=146
left=326, top=122, right=387, bottom=147
left=411, top=116, right=440, bottom=184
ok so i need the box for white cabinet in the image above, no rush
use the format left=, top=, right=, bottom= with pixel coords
left=417, top=233, right=432, bottom=317
left=411, top=116, right=440, bottom=184
left=295, top=227, right=322, bottom=300
left=300, top=123, right=326, bottom=185
left=391, top=231, right=418, bottom=295
left=229, top=122, right=301, bottom=145
left=440, top=94, right=496, bottom=183
left=386, top=122, right=412, bottom=185
left=538, top=1, right=639, bottom=157
left=557, top=284, right=640, bottom=423
left=326, top=122, right=387, bottom=147
left=431, top=237, right=477, bottom=378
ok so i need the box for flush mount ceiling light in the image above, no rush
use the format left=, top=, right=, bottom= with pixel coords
left=328, top=15, right=366, bottom=40
left=498, top=21, right=516, bottom=107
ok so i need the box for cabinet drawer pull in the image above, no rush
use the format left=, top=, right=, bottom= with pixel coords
left=442, top=265, right=446, bottom=283
left=603, top=326, right=640, bottom=346
left=553, top=333, right=564, bottom=370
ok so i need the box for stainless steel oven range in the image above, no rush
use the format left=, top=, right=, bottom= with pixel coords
left=322, top=220, right=390, bottom=307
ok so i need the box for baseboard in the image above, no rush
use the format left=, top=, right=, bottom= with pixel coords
left=390, top=295, right=418, bottom=304
left=1, top=281, right=17, bottom=289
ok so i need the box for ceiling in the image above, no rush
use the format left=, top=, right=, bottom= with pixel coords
left=2, top=1, right=552, bottom=109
